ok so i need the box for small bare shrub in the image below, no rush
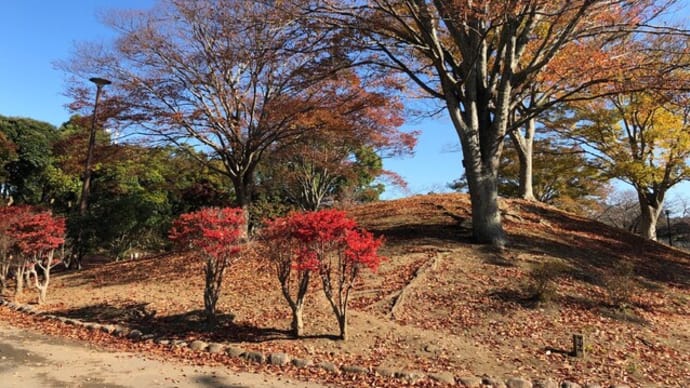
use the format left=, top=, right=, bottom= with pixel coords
left=604, top=260, right=636, bottom=308
left=525, top=260, right=570, bottom=305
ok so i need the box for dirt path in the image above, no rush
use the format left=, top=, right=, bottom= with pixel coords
left=0, top=322, right=326, bottom=388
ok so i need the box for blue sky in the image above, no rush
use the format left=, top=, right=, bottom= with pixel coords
left=0, top=1, right=688, bottom=207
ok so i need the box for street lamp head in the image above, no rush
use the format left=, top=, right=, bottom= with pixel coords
left=89, top=77, right=111, bottom=86
left=665, top=209, right=671, bottom=216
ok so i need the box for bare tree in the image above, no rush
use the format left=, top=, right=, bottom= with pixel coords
left=63, top=0, right=373, bottom=227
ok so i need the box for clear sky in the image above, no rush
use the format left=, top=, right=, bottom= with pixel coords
left=0, top=1, right=688, bottom=207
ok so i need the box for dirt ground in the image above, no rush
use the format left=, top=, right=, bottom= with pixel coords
left=3, top=194, right=689, bottom=386
left=0, top=321, right=324, bottom=388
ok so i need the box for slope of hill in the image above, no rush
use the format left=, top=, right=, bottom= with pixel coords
left=5, top=193, right=690, bottom=386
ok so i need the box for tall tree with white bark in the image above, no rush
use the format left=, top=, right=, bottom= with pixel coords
left=319, top=0, right=678, bottom=246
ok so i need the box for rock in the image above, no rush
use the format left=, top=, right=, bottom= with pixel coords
left=141, top=334, right=155, bottom=341
left=128, top=329, right=143, bottom=340
left=583, top=384, right=602, bottom=388
left=63, top=319, right=78, bottom=326
left=395, top=370, right=425, bottom=382
left=100, top=325, right=115, bottom=334
left=375, top=367, right=397, bottom=378
left=317, top=362, right=339, bottom=374
left=560, top=382, right=581, bottom=388
left=157, top=339, right=171, bottom=346
left=341, top=365, right=368, bottom=374
left=533, top=378, right=559, bottom=388
left=268, top=353, right=290, bottom=366
left=608, top=385, right=629, bottom=388
left=506, top=377, right=533, bottom=388
left=172, top=340, right=187, bottom=347
left=458, top=376, right=483, bottom=387
left=207, top=343, right=224, bottom=354
left=57, top=316, right=69, bottom=323
left=428, top=372, right=456, bottom=384
left=225, top=346, right=245, bottom=358
left=189, top=340, right=208, bottom=351
left=242, top=351, right=266, bottom=364
left=424, top=344, right=440, bottom=353
left=85, top=323, right=101, bottom=331
left=482, top=376, right=507, bottom=388
left=112, top=326, right=129, bottom=336
left=291, top=358, right=313, bottom=368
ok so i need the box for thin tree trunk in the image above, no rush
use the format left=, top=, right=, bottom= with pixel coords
left=0, top=261, right=10, bottom=295
left=14, top=265, right=26, bottom=298
left=510, top=118, right=536, bottom=201
left=204, top=258, right=219, bottom=325
left=34, top=261, right=51, bottom=305
left=291, top=302, right=305, bottom=337
left=337, top=313, right=347, bottom=341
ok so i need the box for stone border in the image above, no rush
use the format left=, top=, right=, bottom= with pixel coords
left=0, top=299, right=631, bottom=388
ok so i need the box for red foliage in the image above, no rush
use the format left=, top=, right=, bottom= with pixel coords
left=344, top=229, right=384, bottom=272
left=168, top=207, right=244, bottom=260
left=264, top=209, right=385, bottom=338
left=0, top=206, right=24, bottom=253
left=266, top=209, right=384, bottom=272
left=7, top=207, right=66, bottom=259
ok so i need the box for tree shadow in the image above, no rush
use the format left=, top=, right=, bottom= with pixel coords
left=53, top=303, right=339, bottom=343
left=508, top=227, right=690, bottom=288
left=370, top=222, right=473, bottom=245
left=193, top=375, right=248, bottom=388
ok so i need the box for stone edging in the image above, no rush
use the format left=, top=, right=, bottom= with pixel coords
left=0, top=299, right=632, bottom=388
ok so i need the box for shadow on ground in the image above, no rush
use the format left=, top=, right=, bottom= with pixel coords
left=54, top=303, right=339, bottom=343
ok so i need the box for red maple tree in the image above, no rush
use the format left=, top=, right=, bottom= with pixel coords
left=169, top=207, right=244, bottom=324
left=6, top=207, right=66, bottom=304
left=263, top=209, right=384, bottom=339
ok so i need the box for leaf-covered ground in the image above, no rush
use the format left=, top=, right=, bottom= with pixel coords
left=3, top=193, right=689, bottom=386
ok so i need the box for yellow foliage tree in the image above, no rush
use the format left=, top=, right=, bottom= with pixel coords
left=570, top=92, right=690, bottom=240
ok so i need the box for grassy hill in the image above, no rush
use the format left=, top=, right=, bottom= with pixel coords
left=13, top=193, right=690, bottom=386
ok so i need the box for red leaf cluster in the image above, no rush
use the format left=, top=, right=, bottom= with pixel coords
left=263, top=209, right=385, bottom=338
left=5, top=206, right=66, bottom=259
left=168, top=207, right=245, bottom=260
left=265, top=209, right=384, bottom=272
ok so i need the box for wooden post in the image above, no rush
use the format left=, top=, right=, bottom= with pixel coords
left=572, top=334, right=584, bottom=357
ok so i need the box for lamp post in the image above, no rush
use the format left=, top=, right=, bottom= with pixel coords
left=665, top=209, right=673, bottom=246
left=72, top=77, right=110, bottom=270
left=78, top=77, right=111, bottom=216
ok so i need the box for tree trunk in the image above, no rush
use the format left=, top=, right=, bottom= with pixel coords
left=446, top=79, right=508, bottom=248
left=14, top=265, right=26, bottom=297
left=231, top=176, right=253, bottom=239
left=204, top=258, right=218, bottom=325
left=637, top=191, right=663, bottom=240
left=290, top=302, right=305, bottom=337
left=337, top=313, right=347, bottom=341
left=510, top=118, right=536, bottom=201
left=35, top=263, right=51, bottom=305
left=464, top=165, right=505, bottom=248
left=0, top=261, right=10, bottom=295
